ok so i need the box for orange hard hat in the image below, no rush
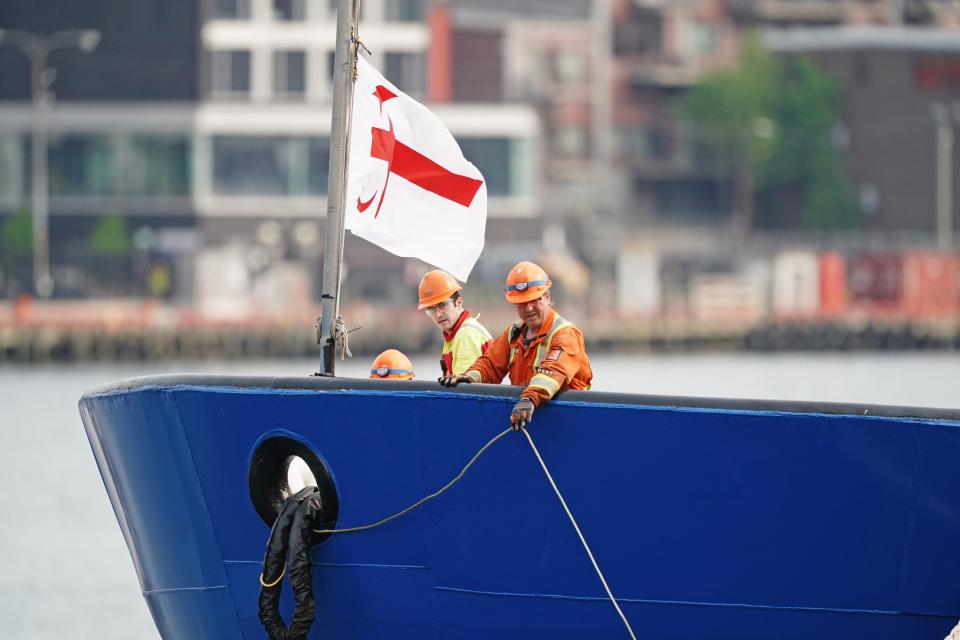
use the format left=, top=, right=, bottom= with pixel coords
left=417, top=270, right=462, bottom=310
left=504, top=261, right=552, bottom=304
left=369, top=349, right=415, bottom=380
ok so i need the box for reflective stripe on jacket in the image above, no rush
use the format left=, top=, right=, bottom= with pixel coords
left=441, top=312, right=492, bottom=375
left=466, top=307, right=592, bottom=407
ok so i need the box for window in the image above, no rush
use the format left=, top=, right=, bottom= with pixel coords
left=457, top=138, right=512, bottom=197
left=384, top=52, right=425, bottom=100
left=327, top=51, right=336, bottom=83
left=273, top=0, right=306, bottom=21
left=615, top=126, right=650, bottom=157
left=915, top=56, right=960, bottom=90
left=554, top=125, right=587, bottom=157
left=614, top=8, right=662, bottom=56
left=651, top=178, right=724, bottom=219
left=553, top=51, right=585, bottom=85
left=209, top=50, right=251, bottom=99
left=46, top=134, right=190, bottom=197
left=48, top=135, right=116, bottom=196
left=212, top=136, right=329, bottom=196
left=681, top=22, right=717, bottom=56
left=385, top=0, right=424, bottom=22
left=617, top=123, right=690, bottom=164
left=119, top=136, right=190, bottom=196
left=273, top=51, right=307, bottom=99
left=0, top=135, right=25, bottom=203
left=211, top=0, right=251, bottom=19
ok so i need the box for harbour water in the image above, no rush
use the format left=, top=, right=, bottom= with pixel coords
left=2, top=352, right=960, bottom=639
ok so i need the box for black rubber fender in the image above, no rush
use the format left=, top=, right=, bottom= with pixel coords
left=258, top=487, right=318, bottom=640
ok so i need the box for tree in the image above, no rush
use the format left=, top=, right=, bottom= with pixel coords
left=0, top=204, right=34, bottom=293
left=679, top=34, right=858, bottom=232
left=760, top=58, right=859, bottom=229
left=89, top=213, right=131, bottom=257
left=1, top=203, right=33, bottom=259
left=88, top=213, right=131, bottom=295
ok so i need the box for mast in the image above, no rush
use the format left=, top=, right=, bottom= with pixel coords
left=318, top=0, right=358, bottom=376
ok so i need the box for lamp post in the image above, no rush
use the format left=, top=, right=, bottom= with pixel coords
left=0, top=29, right=101, bottom=298
left=931, top=102, right=954, bottom=251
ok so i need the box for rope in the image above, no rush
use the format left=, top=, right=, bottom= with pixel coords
left=259, top=563, right=285, bottom=588
left=314, top=427, right=512, bottom=535
left=309, top=422, right=636, bottom=639
left=522, top=429, right=638, bottom=640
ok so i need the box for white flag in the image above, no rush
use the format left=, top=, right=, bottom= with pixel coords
left=345, top=55, right=487, bottom=281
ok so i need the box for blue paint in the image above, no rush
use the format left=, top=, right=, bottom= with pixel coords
left=80, top=376, right=960, bottom=639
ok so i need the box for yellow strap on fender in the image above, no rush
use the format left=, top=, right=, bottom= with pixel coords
left=259, top=563, right=285, bottom=588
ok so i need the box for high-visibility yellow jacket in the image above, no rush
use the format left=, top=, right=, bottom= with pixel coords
left=441, top=311, right=492, bottom=376
left=466, top=307, right=592, bottom=407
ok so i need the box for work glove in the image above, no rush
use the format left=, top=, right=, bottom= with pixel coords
left=510, top=397, right=535, bottom=432
left=438, top=374, right=473, bottom=387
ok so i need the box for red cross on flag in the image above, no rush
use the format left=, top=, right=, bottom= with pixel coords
left=345, top=55, right=487, bottom=281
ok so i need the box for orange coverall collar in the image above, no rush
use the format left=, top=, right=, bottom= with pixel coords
left=516, top=307, right=556, bottom=345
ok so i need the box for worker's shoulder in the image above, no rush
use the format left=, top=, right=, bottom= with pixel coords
left=460, top=316, right=493, bottom=339
left=550, top=317, right=585, bottom=341
left=452, top=323, right=490, bottom=347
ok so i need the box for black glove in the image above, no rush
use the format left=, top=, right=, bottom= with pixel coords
left=438, top=374, right=473, bottom=387
left=510, top=397, right=535, bottom=432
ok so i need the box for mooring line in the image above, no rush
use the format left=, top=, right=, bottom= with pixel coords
left=314, top=427, right=513, bottom=535
left=522, top=428, right=637, bottom=640
left=308, top=423, right=636, bottom=638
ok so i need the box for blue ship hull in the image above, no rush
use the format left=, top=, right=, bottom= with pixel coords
left=79, top=374, right=960, bottom=638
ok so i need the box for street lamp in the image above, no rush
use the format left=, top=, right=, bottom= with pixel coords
left=0, top=28, right=101, bottom=298
left=931, top=102, right=955, bottom=251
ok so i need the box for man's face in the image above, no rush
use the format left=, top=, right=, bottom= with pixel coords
left=424, top=297, right=462, bottom=332
left=514, top=291, right=550, bottom=331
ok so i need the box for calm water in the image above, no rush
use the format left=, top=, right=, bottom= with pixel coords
left=2, top=352, right=960, bottom=639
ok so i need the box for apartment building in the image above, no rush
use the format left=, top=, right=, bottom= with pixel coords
left=609, top=0, right=960, bottom=233
left=0, top=0, right=539, bottom=300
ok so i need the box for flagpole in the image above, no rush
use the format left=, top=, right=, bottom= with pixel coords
left=318, top=0, right=358, bottom=376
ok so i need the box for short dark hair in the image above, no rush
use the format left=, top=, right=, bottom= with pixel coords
left=450, top=291, right=461, bottom=303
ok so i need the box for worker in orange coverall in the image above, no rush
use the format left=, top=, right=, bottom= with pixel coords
left=438, top=260, right=592, bottom=431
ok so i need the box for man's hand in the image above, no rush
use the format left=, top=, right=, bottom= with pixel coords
left=438, top=374, right=473, bottom=387
left=510, top=398, right=535, bottom=432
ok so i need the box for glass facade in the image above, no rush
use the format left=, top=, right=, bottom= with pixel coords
left=121, top=137, right=191, bottom=196
left=0, top=135, right=27, bottom=205
left=212, top=136, right=329, bottom=196
left=49, top=135, right=115, bottom=196
left=3, top=132, right=524, bottom=205
left=458, top=137, right=528, bottom=198
left=47, top=134, right=190, bottom=197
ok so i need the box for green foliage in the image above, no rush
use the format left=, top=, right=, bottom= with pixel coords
left=89, top=213, right=131, bottom=257
left=1, top=203, right=33, bottom=259
left=679, top=34, right=859, bottom=230
left=680, top=36, right=780, bottom=171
